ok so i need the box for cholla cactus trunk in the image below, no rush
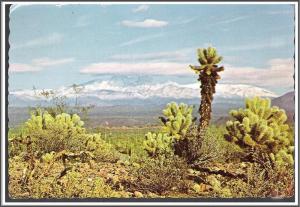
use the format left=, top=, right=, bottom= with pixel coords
left=189, top=47, right=224, bottom=142
left=198, top=73, right=217, bottom=134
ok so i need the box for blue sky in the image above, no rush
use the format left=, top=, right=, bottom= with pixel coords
left=9, top=3, right=295, bottom=95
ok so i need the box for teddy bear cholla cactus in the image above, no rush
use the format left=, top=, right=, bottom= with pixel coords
left=144, top=102, right=194, bottom=158
left=143, top=132, right=173, bottom=158
left=159, top=102, right=194, bottom=140
left=224, top=97, right=294, bottom=166
left=25, top=110, right=85, bottom=136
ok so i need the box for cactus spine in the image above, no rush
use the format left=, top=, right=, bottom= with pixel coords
left=189, top=47, right=224, bottom=137
left=224, top=97, right=294, bottom=166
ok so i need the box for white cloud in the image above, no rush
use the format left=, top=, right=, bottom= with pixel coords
left=31, top=57, right=75, bottom=67
left=121, top=19, right=168, bottom=28
left=119, top=34, right=163, bottom=47
left=80, top=62, right=190, bottom=75
left=11, top=33, right=64, bottom=50
left=9, top=63, right=39, bottom=73
left=132, top=5, right=149, bottom=13
left=80, top=58, right=293, bottom=89
left=10, top=57, right=74, bottom=73
left=221, top=58, right=294, bottom=88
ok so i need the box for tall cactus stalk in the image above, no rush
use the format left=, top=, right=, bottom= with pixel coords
left=189, top=47, right=224, bottom=137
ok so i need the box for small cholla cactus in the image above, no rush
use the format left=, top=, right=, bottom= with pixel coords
left=224, top=97, right=294, bottom=166
left=85, top=133, right=103, bottom=151
left=270, top=148, right=294, bottom=167
left=159, top=102, right=194, bottom=140
left=25, top=111, right=85, bottom=133
left=143, top=132, right=173, bottom=158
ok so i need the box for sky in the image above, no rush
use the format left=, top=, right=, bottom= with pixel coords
left=8, top=3, right=295, bottom=95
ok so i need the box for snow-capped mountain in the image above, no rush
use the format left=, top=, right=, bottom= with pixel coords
left=9, top=79, right=278, bottom=107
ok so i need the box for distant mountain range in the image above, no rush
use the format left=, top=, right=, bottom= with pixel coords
left=9, top=79, right=278, bottom=107
left=8, top=78, right=294, bottom=127
left=271, top=91, right=295, bottom=123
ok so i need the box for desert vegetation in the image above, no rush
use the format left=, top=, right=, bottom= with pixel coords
left=8, top=47, right=294, bottom=199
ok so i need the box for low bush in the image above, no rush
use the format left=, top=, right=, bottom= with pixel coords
left=127, top=156, right=191, bottom=195
left=174, top=124, right=241, bottom=164
left=225, top=163, right=294, bottom=198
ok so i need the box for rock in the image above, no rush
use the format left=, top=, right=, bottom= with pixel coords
left=207, top=175, right=221, bottom=189
left=240, top=162, right=247, bottom=168
left=134, top=191, right=143, bottom=198
left=88, top=160, right=96, bottom=169
left=118, top=184, right=124, bottom=191
left=106, top=173, right=114, bottom=179
left=187, top=168, right=195, bottom=174
left=200, top=183, right=210, bottom=191
left=221, top=188, right=232, bottom=197
left=119, top=168, right=127, bottom=174
left=193, top=183, right=209, bottom=193
left=111, top=176, right=119, bottom=184
left=192, top=184, right=201, bottom=193
left=148, top=192, right=158, bottom=198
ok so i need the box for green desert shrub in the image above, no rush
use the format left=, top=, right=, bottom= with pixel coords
left=224, top=97, right=294, bottom=166
left=99, top=127, right=153, bottom=159
left=175, top=124, right=241, bottom=164
left=173, top=124, right=202, bottom=163
left=127, top=156, right=190, bottom=195
left=225, top=162, right=294, bottom=198
left=84, top=133, right=119, bottom=162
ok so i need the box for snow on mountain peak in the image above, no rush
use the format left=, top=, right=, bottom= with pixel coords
left=9, top=80, right=278, bottom=106
left=181, top=83, right=277, bottom=98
